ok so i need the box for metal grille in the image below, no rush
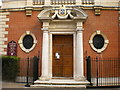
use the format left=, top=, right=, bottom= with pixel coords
left=51, top=0, right=76, bottom=5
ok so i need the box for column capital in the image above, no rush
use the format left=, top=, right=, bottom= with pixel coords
left=41, top=28, right=49, bottom=31
left=76, top=28, right=84, bottom=31
left=76, top=21, right=84, bottom=31
left=42, top=21, right=50, bottom=31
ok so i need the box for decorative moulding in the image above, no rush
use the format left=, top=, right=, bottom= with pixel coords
left=94, top=6, right=103, bottom=16
left=89, top=30, right=109, bottom=53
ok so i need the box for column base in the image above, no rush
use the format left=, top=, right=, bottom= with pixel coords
left=74, top=76, right=86, bottom=81
left=39, top=76, right=50, bottom=81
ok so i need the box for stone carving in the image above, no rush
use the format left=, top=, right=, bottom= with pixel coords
left=52, top=5, right=74, bottom=19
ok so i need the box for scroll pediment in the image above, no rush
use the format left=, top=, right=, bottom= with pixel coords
left=38, top=6, right=88, bottom=21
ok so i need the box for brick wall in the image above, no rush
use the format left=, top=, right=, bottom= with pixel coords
left=7, top=11, right=43, bottom=58
left=7, top=11, right=43, bottom=76
left=83, top=10, right=119, bottom=58
left=83, top=10, right=119, bottom=77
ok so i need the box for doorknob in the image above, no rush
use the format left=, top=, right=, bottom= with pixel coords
left=55, top=52, right=60, bottom=59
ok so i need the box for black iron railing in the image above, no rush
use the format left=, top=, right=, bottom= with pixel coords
left=16, top=55, right=40, bottom=85
left=86, top=56, right=120, bottom=87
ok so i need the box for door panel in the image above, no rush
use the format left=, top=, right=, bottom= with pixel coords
left=63, top=45, right=73, bottom=55
left=63, top=67, right=73, bottom=77
left=63, top=56, right=73, bottom=65
left=52, top=35, right=73, bottom=77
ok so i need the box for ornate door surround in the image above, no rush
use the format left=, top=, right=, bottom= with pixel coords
left=37, top=6, right=88, bottom=81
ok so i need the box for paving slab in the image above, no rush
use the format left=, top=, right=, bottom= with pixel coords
left=2, top=81, right=25, bottom=88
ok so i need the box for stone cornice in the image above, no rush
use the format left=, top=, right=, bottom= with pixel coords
left=0, top=6, right=119, bottom=12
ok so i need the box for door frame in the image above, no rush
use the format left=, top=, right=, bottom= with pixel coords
left=49, top=32, right=76, bottom=78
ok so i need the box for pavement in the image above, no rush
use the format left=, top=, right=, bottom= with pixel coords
left=1, top=81, right=120, bottom=90
left=2, top=81, right=25, bottom=88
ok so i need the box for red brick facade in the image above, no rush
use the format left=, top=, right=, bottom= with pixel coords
left=83, top=10, right=119, bottom=58
left=7, top=11, right=43, bottom=58
left=7, top=11, right=43, bottom=76
left=6, top=10, right=119, bottom=77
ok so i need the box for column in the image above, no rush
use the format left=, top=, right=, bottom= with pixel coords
left=39, top=22, right=50, bottom=81
left=75, top=22, right=86, bottom=81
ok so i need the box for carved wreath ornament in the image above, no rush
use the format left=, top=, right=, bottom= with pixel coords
left=52, top=5, right=74, bottom=19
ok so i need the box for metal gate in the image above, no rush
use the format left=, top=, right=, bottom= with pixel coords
left=86, top=56, right=120, bottom=87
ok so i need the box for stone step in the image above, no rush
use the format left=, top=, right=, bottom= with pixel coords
left=31, top=84, right=86, bottom=88
left=33, top=79, right=90, bottom=88
left=32, top=79, right=89, bottom=88
left=34, top=80, right=89, bottom=85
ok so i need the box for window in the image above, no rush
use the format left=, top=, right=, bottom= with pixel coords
left=89, top=31, right=109, bottom=53
left=18, top=31, right=37, bottom=53
left=23, top=35, right=34, bottom=49
left=93, top=35, right=104, bottom=49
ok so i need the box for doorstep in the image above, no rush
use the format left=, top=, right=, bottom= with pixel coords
left=31, top=79, right=90, bottom=88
